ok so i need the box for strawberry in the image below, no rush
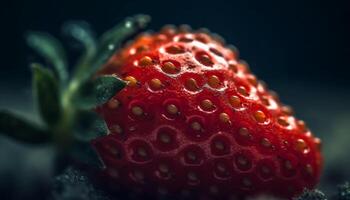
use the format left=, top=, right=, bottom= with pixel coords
left=93, top=26, right=322, bottom=199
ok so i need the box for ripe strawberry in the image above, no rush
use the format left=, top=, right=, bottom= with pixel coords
left=93, top=26, right=322, bottom=199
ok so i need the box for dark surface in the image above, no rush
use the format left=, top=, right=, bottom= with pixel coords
left=296, top=189, right=327, bottom=200
left=49, top=167, right=113, bottom=200
left=0, top=0, right=349, bottom=199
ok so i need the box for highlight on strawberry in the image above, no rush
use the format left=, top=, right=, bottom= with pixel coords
left=0, top=14, right=333, bottom=200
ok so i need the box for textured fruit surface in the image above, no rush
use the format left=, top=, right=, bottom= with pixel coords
left=93, top=26, right=322, bottom=199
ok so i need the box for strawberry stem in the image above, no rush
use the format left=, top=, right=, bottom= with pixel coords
left=0, top=14, right=150, bottom=173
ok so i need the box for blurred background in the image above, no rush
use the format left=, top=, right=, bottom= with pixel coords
left=0, top=0, right=349, bottom=199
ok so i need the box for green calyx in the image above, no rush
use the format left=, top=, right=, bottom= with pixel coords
left=0, top=14, right=150, bottom=171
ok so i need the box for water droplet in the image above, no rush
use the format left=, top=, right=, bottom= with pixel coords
left=108, top=44, right=115, bottom=50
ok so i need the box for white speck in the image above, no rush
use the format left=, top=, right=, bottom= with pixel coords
left=108, top=44, right=115, bottom=50
left=125, top=21, right=132, bottom=28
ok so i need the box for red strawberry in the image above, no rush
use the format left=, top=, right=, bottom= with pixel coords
left=93, top=26, right=322, bottom=199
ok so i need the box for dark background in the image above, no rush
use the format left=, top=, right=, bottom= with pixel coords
left=1, top=0, right=350, bottom=87
left=0, top=0, right=349, bottom=199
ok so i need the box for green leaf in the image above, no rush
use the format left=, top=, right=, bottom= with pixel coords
left=94, top=75, right=126, bottom=105
left=32, top=63, right=61, bottom=127
left=0, top=110, right=49, bottom=144
left=65, top=111, right=107, bottom=169
left=73, top=111, right=108, bottom=142
left=26, top=32, right=68, bottom=83
left=99, top=14, right=150, bottom=47
left=75, top=75, right=126, bottom=109
left=62, top=21, right=97, bottom=66
left=73, top=14, right=151, bottom=83
left=70, top=140, right=105, bottom=169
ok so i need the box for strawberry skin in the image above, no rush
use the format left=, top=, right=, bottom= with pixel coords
left=93, top=26, right=322, bottom=199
